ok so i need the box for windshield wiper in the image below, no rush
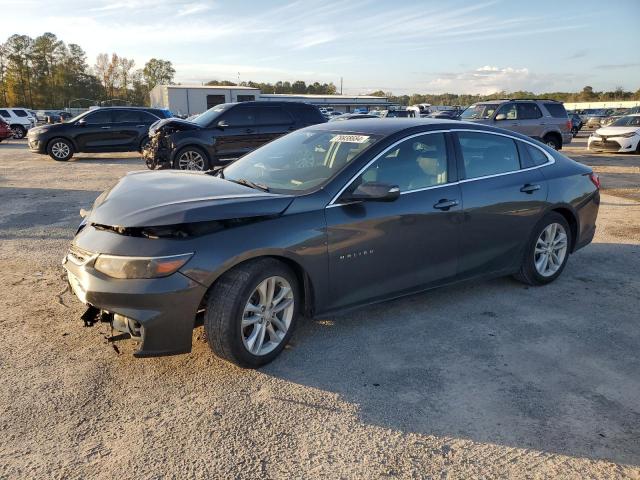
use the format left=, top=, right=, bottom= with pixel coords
left=229, top=178, right=270, bottom=192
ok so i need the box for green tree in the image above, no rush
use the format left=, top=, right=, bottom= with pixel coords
left=143, top=58, right=175, bottom=91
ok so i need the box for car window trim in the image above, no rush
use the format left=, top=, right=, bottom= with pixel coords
left=327, top=129, right=555, bottom=208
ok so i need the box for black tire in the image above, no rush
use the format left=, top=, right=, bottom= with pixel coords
left=571, top=127, right=579, bottom=137
left=138, top=136, right=150, bottom=153
left=542, top=133, right=561, bottom=150
left=514, top=212, right=572, bottom=286
left=46, top=138, right=74, bottom=161
left=174, top=146, right=210, bottom=171
left=204, top=258, right=300, bottom=368
left=11, top=125, right=26, bottom=139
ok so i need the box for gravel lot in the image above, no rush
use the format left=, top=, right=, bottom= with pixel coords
left=0, top=133, right=639, bottom=479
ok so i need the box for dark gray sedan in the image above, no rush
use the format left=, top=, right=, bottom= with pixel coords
left=63, top=119, right=600, bottom=367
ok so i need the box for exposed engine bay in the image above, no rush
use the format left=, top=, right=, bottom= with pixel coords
left=142, top=118, right=201, bottom=170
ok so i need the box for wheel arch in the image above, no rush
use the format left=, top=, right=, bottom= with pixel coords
left=47, top=135, right=78, bottom=152
left=170, top=142, right=211, bottom=164
left=199, top=252, right=317, bottom=318
left=542, top=130, right=562, bottom=145
left=549, top=205, right=579, bottom=252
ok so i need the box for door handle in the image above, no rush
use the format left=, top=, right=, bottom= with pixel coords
left=245, top=128, right=255, bottom=133
left=520, top=183, right=541, bottom=194
left=136, top=124, right=146, bottom=128
left=100, top=126, right=111, bottom=129
left=433, top=199, right=459, bottom=211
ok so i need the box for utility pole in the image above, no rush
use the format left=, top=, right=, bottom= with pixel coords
left=340, top=77, right=343, bottom=95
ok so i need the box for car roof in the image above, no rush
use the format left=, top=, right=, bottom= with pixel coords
left=311, top=118, right=467, bottom=135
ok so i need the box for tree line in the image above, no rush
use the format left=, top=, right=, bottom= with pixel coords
left=369, top=85, right=640, bottom=107
left=0, top=33, right=175, bottom=109
left=206, top=79, right=338, bottom=95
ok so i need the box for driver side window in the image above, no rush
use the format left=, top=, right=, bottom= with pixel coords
left=221, top=106, right=257, bottom=127
left=356, top=133, right=448, bottom=192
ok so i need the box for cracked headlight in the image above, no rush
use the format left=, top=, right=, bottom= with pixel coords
left=94, top=253, right=193, bottom=279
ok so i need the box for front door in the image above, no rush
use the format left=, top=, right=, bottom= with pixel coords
left=454, top=130, right=548, bottom=276
left=110, top=110, right=158, bottom=151
left=325, top=132, right=462, bottom=309
left=213, top=105, right=261, bottom=161
left=74, top=110, right=115, bottom=151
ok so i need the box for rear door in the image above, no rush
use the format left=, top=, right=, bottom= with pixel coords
left=74, top=110, right=115, bottom=151
left=213, top=105, right=260, bottom=161
left=110, top=110, right=158, bottom=150
left=516, top=102, right=545, bottom=138
left=453, top=130, right=548, bottom=277
left=256, top=106, right=295, bottom=144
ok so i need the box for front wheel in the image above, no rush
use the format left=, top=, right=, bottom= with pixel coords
left=514, top=212, right=571, bottom=286
left=175, top=146, right=210, bottom=171
left=47, top=138, right=74, bottom=161
left=204, top=259, right=299, bottom=368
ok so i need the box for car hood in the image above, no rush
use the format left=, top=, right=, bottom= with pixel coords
left=87, top=170, right=294, bottom=227
left=595, top=126, right=640, bottom=136
left=149, top=117, right=201, bottom=135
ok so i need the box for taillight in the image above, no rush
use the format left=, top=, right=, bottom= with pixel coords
left=589, top=172, right=600, bottom=189
left=566, top=120, right=572, bottom=131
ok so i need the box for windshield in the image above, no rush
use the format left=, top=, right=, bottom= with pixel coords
left=610, top=116, right=640, bottom=127
left=193, top=103, right=233, bottom=127
left=460, top=104, right=499, bottom=120
left=222, top=129, right=381, bottom=193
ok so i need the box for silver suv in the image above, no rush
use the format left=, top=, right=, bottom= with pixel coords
left=459, top=99, right=572, bottom=149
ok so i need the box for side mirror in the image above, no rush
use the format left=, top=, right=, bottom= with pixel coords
left=494, top=113, right=506, bottom=121
left=217, top=120, right=228, bottom=129
left=343, top=182, right=400, bottom=203
left=76, top=118, right=86, bottom=126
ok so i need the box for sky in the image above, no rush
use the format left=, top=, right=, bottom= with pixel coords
left=2, top=0, right=640, bottom=95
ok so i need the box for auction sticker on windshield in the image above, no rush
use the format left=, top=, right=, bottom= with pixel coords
left=330, top=134, right=370, bottom=143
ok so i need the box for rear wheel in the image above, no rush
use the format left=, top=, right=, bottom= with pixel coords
left=11, top=125, right=26, bottom=139
left=47, top=138, right=74, bottom=161
left=204, top=258, right=299, bottom=368
left=175, top=146, right=209, bottom=171
left=514, top=212, right=571, bottom=286
left=542, top=133, right=561, bottom=150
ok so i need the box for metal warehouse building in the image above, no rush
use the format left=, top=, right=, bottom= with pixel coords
left=150, top=85, right=392, bottom=116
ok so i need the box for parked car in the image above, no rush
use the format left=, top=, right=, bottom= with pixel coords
left=584, top=109, right=617, bottom=129
left=569, top=113, right=583, bottom=136
left=65, top=118, right=600, bottom=367
left=587, top=114, right=640, bottom=153
left=0, top=107, right=36, bottom=138
left=0, top=118, right=13, bottom=142
left=429, top=109, right=462, bottom=120
left=36, top=110, right=74, bottom=123
left=460, top=99, right=572, bottom=149
left=26, top=107, right=170, bottom=161
left=142, top=101, right=327, bottom=171
left=329, top=113, right=380, bottom=122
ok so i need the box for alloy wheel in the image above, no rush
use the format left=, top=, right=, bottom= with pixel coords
left=241, top=276, right=294, bottom=356
left=178, top=150, right=205, bottom=170
left=11, top=126, right=24, bottom=139
left=534, top=222, right=568, bottom=277
left=51, top=141, right=71, bottom=159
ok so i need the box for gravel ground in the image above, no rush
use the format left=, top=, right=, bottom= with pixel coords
left=0, top=137, right=639, bottom=479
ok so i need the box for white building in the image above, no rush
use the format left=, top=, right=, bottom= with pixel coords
left=563, top=100, right=640, bottom=111
left=150, top=85, right=392, bottom=116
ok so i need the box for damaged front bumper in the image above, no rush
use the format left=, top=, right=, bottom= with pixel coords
left=63, top=245, right=207, bottom=357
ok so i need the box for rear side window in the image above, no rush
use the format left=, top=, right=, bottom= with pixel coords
left=141, top=112, right=159, bottom=123
left=517, top=103, right=542, bottom=119
left=222, top=106, right=257, bottom=127
left=544, top=103, right=567, bottom=118
left=524, top=143, right=550, bottom=166
left=13, top=109, right=28, bottom=117
left=0, top=110, right=9, bottom=117
left=457, top=132, right=521, bottom=179
left=289, top=105, right=326, bottom=124
left=359, top=133, right=449, bottom=192
left=258, top=106, right=293, bottom=125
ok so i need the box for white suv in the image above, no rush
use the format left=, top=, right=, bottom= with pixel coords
left=0, top=108, right=37, bottom=138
